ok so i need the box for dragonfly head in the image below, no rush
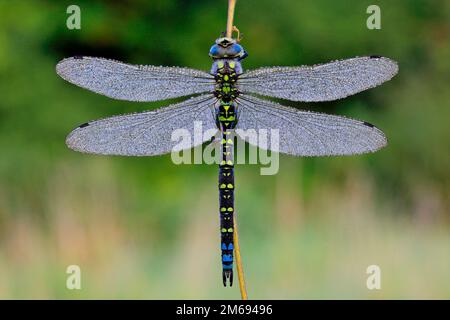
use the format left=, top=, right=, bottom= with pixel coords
left=209, top=37, right=248, bottom=61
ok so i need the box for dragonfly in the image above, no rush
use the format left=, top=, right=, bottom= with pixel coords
left=56, top=35, right=398, bottom=287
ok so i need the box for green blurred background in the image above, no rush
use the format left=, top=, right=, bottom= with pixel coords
left=0, top=0, right=449, bottom=299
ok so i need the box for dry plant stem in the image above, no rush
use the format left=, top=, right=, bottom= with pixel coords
left=226, top=0, right=237, bottom=38
left=233, top=214, right=248, bottom=300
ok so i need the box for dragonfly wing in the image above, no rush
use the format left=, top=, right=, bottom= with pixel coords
left=66, top=95, right=218, bottom=156
left=236, top=95, right=387, bottom=156
left=56, top=56, right=215, bottom=102
left=238, top=56, right=398, bottom=102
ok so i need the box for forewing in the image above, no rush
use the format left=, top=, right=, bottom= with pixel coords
left=66, top=95, right=218, bottom=156
left=236, top=95, right=387, bottom=156
left=238, top=56, right=398, bottom=102
left=56, top=56, right=215, bottom=102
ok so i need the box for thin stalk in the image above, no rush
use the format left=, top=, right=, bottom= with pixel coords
left=226, top=0, right=237, bottom=38
left=233, top=214, right=248, bottom=300
left=227, top=0, right=246, bottom=300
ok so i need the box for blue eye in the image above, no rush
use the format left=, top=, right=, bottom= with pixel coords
left=209, top=45, right=219, bottom=57
left=209, top=42, right=245, bottom=59
left=232, top=44, right=242, bottom=55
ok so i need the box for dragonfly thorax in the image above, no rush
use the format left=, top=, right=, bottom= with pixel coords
left=213, top=60, right=241, bottom=101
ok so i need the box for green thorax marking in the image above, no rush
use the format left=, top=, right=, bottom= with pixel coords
left=214, top=61, right=239, bottom=102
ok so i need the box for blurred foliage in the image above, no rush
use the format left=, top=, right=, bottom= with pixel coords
left=0, top=0, right=449, bottom=298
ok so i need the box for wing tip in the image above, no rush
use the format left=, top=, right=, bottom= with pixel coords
left=65, top=126, right=84, bottom=153
left=56, top=56, right=85, bottom=79
left=368, top=55, right=399, bottom=77
left=65, top=122, right=95, bottom=154
left=356, top=119, right=388, bottom=153
left=364, top=123, right=388, bottom=154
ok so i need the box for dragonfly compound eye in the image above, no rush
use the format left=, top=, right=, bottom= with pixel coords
left=209, top=44, right=220, bottom=58
left=209, top=38, right=246, bottom=60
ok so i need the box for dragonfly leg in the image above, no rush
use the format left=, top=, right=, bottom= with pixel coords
left=232, top=26, right=242, bottom=42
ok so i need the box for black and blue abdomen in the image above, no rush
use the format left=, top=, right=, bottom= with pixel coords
left=213, top=59, right=241, bottom=286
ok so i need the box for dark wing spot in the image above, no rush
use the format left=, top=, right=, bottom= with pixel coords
left=370, top=55, right=382, bottom=59
left=73, top=56, right=84, bottom=60
left=79, top=122, right=90, bottom=128
left=363, top=121, right=375, bottom=128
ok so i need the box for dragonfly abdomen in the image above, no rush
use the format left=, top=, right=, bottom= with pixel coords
left=215, top=60, right=240, bottom=286
left=218, top=128, right=235, bottom=287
